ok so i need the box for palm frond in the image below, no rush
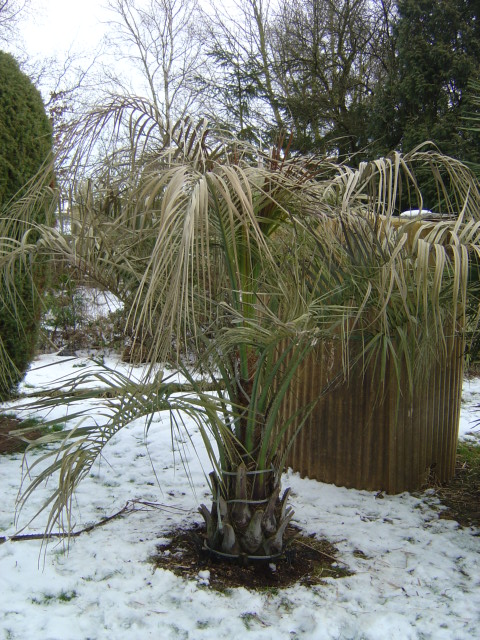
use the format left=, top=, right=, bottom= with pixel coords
left=14, top=362, right=226, bottom=537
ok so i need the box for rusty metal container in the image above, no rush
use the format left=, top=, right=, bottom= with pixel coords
left=280, top=336, right=464, bottom=493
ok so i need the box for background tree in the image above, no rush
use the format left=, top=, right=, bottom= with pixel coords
left=0, top=51, right=52, bottom=398
left=270, top=0, right=396, bottom=159
left=103, top=0, right=206, bottom=139
left=369, top=0, right=480, bottom=164
left=204, top=0, right=480, bottom=167
left=202, top=38, right=259, bottom=141
left=202, top=0, right=396, bottom=159
left=0, top=0, right=30, bottom=44
left=198, top=0, right=285, bottom=144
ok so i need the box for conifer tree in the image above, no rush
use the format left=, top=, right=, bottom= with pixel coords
left=370, top=0, right=480, bottom=165
left=0, top=51, right=52, bottom=398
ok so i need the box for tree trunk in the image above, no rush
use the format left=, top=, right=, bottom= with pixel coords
left=198, top=463, right=294, bottom=558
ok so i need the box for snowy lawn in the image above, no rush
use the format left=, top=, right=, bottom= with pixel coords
left=1, top=354, right=479, bottom=640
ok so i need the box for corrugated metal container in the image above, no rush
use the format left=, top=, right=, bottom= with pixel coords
left=280, top=336, right=464, bottom=493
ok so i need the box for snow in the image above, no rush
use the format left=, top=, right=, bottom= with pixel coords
left=77, top=287, right=123, bottom=320
left=1, top=355, right=480, bottom=640
left=399, top=209, right=433, bottom=218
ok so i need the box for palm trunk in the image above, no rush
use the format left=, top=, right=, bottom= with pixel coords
left=198, top=463, right=294, bottom=558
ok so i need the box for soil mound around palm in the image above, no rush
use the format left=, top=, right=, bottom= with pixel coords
left=150, top=524, right=351, bottom=590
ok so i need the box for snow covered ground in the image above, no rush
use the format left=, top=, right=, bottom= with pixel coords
left=1, top=354, right=479, bottom=640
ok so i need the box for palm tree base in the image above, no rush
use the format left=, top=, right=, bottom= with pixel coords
left=198, top=464, right=294, bottom=559
left=202, top=542, right=284, bottom=562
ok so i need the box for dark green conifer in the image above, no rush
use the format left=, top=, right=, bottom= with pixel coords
left=0, top=51, right=53, bottom=398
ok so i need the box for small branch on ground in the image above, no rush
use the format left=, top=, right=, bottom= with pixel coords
left=0, top=499, right=187, bottom=545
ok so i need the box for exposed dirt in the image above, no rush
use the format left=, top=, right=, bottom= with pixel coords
left=0, top=415, right=44, bottom=454
left=433, top=445, right=480, bottom=530
left=150, top=523, right=351, bottom=590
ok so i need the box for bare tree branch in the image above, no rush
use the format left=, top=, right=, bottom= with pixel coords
left=0, top=0, right=30, bottom=43
left=103, top=0, right=207, bottom=138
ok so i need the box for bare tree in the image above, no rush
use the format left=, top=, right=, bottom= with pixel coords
left=270, top=0, right=397, bottom=158
left=0, top=0, right=29, bottom=43
left=199, top=0, right=285, bottom=142
left=12, top=47, right=102, bottom=159
left=103, top=0, right=206, bottom=138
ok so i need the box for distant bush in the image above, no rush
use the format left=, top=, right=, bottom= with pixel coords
left=0, top=51, right=53, bottom=398
left=39, top=276, right=126, bottom=354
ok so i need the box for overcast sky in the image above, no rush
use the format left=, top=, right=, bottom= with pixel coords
left=20, top=0, right=109, bottom=59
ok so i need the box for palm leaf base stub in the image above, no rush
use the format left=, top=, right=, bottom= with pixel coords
left=198, top=465, right=294, bottom=559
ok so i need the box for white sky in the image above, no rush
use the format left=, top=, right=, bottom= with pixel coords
left=20, top=0, right=110, bottom=58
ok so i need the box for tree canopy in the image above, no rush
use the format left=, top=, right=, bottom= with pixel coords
left=370, top=0, right=480, bottom=162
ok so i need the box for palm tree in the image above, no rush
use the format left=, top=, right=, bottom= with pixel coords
left=2, top=98, right=480, bottom=558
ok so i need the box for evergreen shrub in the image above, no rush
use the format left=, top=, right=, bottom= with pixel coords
left=0, top=51, right=52, bottom=398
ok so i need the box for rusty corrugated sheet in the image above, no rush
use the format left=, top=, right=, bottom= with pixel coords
left=280, top=336, right=464, bottom=493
